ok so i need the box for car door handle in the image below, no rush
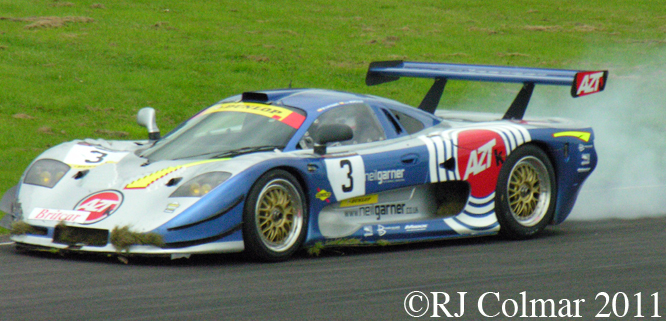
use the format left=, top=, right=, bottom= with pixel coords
left=401, top=153, right=419, bottom=165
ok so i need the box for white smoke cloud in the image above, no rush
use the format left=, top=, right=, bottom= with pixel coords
left=530, top=57, right=666, bottom=220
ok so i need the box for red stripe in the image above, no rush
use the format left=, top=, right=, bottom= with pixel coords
left=281, top=113, right=306, bottom=129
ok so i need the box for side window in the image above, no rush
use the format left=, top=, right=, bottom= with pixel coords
left=299, top=103, right=386, bottom=149
left=390, top=109, right=425, bottom=134
left=382, top=109, right=403, bottom=135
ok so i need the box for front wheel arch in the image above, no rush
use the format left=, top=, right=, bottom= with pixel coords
left=242, top=169, right=308, bottom=262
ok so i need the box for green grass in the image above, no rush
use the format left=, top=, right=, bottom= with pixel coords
left=1, top=0, right=665, bottom=228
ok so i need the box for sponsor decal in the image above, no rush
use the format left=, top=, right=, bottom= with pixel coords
left=29, top=208, right=90, bottom=224
left=420, top=125, right=531, bottom=187
left=573, top=71, right=607, bottom=97
left=578, top=143, right=594, bottom=152
left=457, top=130, right=507, bottom=198
left=363, top=226, right=373, bottom=237
left=553, top=131, right=591, bottom=142
left=164, top=202, right=180, bottom=213
left=366, top=168, right=405, bottom=185
left=377, top=224, right=400, bottom=237
left=125, top=159, right=226, bottom=189
left=463, top=139, right=496, bottom=180
left=340, top=194, right=378, bottom=207
left=203, top=102, right=305, bottom=129
left=404, top=224, right=428, bottom=232
left=581, top=153, right=591, bottom=166
left=316, top=100, right=364, bottom=113
left=316, top=188, right=332, bottom=202
left=344, top=210, right=359, bottom=217
left=64, top=143, right=128, bottom=169
left=74, top=190, right=123, bottom=224
left=351, top=203, right=419, bottom=220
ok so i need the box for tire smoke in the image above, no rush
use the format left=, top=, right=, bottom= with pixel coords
left=531, top=60, right=666, bottom=220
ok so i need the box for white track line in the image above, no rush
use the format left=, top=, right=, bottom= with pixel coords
left=0, top=242, right=14, bottom=246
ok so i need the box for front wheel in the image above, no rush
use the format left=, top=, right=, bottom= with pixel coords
left=495, top=145, right=556, bottom=239
left=242, top=170, right=307, bottom=262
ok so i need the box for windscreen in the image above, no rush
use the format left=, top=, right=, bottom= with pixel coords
left=140, top=102, right=306, bottom=162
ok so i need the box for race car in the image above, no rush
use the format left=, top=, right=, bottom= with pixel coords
left=0, top=61, right=607, bottom=261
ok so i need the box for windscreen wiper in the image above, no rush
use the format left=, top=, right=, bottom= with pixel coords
left=213, top=145, right=284, bottom=158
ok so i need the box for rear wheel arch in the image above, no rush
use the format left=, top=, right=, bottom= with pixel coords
left=495, top=143, right=557, bottom=239
left=526, top=141, right=560, bottom=181
left=524, top=140, right=562, bottom=223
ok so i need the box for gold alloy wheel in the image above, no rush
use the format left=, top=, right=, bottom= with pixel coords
left=506, top=156, right=551, bottom=227
left=254, top=178, right=303, bottom=252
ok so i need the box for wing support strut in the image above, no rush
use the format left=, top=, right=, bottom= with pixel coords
left=418, top=78, right=447, bottom=115
left=503, top=82, right=534, bottom=120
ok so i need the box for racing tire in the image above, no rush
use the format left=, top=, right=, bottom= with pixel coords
left=495, top=145, right=556, bottom=239
left=242, top=169, right=308, bottom=262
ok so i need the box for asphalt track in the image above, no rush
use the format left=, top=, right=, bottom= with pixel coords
left=1, top=217, right=665, bottom=320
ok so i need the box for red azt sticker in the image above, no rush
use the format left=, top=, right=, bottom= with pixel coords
left=74, top=190, right=123, bottom=224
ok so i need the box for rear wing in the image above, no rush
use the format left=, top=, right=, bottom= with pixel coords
left=365, top=60, right=608, bottom=119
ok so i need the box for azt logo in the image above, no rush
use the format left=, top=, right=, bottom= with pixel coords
left=74, top=190, right=123, bottom=224
left=463, top=139, right=496, bottom=180
left=457, top=129, right=507, bottom=197
left=575, top=71, right=605, bottom=97
left=77, top=199, right=119, bottom=213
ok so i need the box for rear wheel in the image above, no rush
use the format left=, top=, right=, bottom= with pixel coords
left=495, top=145, right=556, bottom=239
left=243, top=170, right=307, bottom=261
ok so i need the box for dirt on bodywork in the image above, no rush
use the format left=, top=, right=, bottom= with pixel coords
left=110, top=226, right=165, bottom=253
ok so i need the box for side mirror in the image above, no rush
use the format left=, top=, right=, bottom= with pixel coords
left=137, top=107, right=160, bottom=141
left=313, top=124, right=353, bottom=155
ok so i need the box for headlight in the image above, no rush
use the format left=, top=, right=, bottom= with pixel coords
left=170, top=172, right=231, bottom=197
left=24, top=159, right=70, bottom=188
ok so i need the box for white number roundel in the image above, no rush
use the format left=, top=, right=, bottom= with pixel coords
left=324, top=156, right=365, bottom=201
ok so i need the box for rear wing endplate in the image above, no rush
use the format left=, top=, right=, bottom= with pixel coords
left=366, top=60, right=608, bottom=119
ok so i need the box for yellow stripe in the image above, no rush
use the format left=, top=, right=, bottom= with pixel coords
left=552, top=131, right=591, bottom=142
left=125, top=159, right=227, bottom=189
left=203, top=102, right=294, bottom=121
left=69, top=161, right=120, bottom=170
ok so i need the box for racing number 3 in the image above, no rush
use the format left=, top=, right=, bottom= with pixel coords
left=340, top=160, right=353, bottom=192
left=324, top=156, right=365, bottom=200
left=85, top=150, right=108, bottom=164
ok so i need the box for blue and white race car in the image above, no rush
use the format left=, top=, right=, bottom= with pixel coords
left=0, top=61, right=607, bottom=261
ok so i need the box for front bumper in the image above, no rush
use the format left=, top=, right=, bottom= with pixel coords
left=0, top=185, right=20, bottom=230
left=11, top=233, right=244, bottom=256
